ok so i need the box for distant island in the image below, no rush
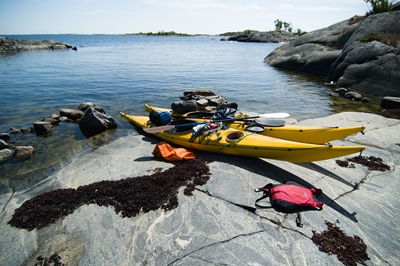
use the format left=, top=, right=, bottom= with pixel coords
left=122, top=30, right=300, bottom=41
left=123, top=31, right=193, bottom=36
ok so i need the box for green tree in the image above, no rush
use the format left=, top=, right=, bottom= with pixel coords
left=283, top=22, right=293, bottom=33
left=274, top=19, right=283, bottom=31
left=364, top=0, right=394, bottom=15
left=274, top=19, right=294, bottom=32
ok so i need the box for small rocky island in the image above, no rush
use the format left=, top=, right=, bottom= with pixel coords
left=221, top=30, right=298, bottom=43
left=0, top=36, right=75, bottom=53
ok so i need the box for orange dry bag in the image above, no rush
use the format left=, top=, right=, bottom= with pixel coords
left=152, top=142, right=195, bottom=161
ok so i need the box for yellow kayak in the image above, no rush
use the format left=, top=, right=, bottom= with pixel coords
left=144, top=104, right=366, bottom=144
left=120, top=112, right=365, bottom=163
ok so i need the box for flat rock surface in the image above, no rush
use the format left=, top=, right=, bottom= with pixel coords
left=1, top=112, right=399, bottom=266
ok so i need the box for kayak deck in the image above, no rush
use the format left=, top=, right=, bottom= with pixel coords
left=121, top=112, right=365, bottom=163
left=144, top=104, right=366, bottom=144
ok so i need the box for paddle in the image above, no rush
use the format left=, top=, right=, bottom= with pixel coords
left=257, top=112, right=290, bottom=118
left=174, top=112, right=290, bottom=119
left=144, top=116, right=264, bottom=133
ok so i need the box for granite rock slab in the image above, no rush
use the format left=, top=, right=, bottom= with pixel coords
left=0, top=112, right=399, bottom=266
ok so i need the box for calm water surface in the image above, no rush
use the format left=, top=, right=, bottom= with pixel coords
left=0, top=34, right=382, bottom=191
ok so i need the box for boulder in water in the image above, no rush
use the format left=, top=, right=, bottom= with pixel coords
left=13, top=146, right=34, bottom=160
left=33, top=121, right=52, bottom=136
left=79, top=107, right=117, bottom=138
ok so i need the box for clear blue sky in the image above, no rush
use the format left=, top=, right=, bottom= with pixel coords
left=0, top=0, right=371, bottom=35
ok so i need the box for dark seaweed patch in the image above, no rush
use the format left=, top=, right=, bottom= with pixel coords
left=8, top=159, right=210, bottom=231
left=379, top=109, right=400, bottom=120
left=312, top=220, right=370, bottom=266
left=336, top=156, right=390, bottom=171
left=34, top=252, right=64, bottom=266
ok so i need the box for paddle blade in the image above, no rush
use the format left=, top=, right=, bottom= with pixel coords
left=254, top=118, right=286, bottom=127
left=143, top=125, right=175, bottom=133
left=258, top=112, right=290, bottom=118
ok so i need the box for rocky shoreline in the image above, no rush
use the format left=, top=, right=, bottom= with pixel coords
left=263, top=10, right=400, bottom=97
left=0, top=102, right=117, bottom=163
left=0, top=36, right=76, bottom=53
left=2, top=91, right=399, bottom=166
left=0, top=92, right=231, bottom=164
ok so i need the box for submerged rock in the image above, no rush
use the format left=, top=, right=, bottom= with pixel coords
left=0, top=149, right=13, bottom=162
left=0, top=139, right=9, bottom=150
left=13, top=146, right=34, bottom=160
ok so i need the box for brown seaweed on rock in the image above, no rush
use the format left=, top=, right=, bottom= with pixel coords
left=312, top=220, right=370, bottom=266
left=379, top=109, right=400, bottom=120
left=336, top=156, right=390, bottom=171
left=35, top=252, right=64, bottom=266
left=8, top=159, right=210, bottom=231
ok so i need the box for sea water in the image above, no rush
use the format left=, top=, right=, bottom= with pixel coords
left=0, top=34, right=380, bottom=191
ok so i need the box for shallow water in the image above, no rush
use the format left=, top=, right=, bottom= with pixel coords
left=0, top=34, right=382, bottom=191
